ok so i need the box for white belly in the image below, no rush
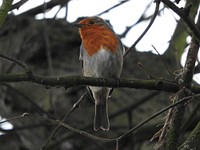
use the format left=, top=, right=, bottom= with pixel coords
left=83, top=48, right=123, bottom=78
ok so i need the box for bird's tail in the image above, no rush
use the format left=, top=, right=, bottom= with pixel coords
left=94, top=94, right=110, bottom=131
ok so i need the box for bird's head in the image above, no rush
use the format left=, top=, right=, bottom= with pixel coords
left=75, top=16, right=112, bottom=32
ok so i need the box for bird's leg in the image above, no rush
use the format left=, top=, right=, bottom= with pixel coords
left=113, top=76, right=121, bottom=88
left=108, top=76, right=120, bottom=98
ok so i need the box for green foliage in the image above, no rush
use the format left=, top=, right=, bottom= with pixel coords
left=0, top=0, right=13, bottom=28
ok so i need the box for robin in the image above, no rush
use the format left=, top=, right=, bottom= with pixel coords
left=76, top=16, right=124, bottom=131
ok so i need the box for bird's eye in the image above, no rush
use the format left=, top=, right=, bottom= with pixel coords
left=89, top=20, right=95, bottom=24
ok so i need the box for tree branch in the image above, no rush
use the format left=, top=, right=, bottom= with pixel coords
left=0, top=53, right=32, bottom=75
left=116, top=94, right=197, bottom=142
left=19, top=0, right=66, bottom=16
left=41, top=91, right=87, bottom=149
left=1, top=73, right=200, bottom=93
left=10, top=0, right=28, bottom=10
left=124, top=0, right=160, bottom=56
left=160, top=0, right=200, bottom=41
left=166, top=7, right=200, bottom=150
left=6, top=93, right=196, bottom=143
left=0, top=0, right=13, bottom=28
left=98, top=0, right=130, bottom=16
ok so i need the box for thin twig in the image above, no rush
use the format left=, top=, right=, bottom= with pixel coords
left=160, top=0, right=200, bottom=41
left=0, top=112, right=28, bottom=124
left=23, top=113, right=115, bottom=142
left=116, top=94, right=197, bottom=141
left=53, top=5, right=61, bottom=19
left=3, top=93, right=197, bottom=144
left=46, top=92, right=159, bottom=149
left=98, top=0, right=130, bottom=16
left=120, top=0, right=154, bottom=38
left=10, top=0, right=28, bottom=10
left=137, top=61, right=176, bottom=84
left=137, top=62, right=154, bottom=79
left=0, top=53, right=32, bottom=75
left=36, top=94, right=199, bottom=142
left=1, top=83, right=54, bottom=119
left=124, top=0, right=161, bottom=57
left=41, top=91, right=87, bottom=150
left=151, top=45, right=175, bottom=80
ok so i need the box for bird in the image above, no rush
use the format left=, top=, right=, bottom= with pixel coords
left=75, top=16, right=124, bottom=131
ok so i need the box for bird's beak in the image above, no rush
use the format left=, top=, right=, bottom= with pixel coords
left=74, top=23, right=84, bottom=28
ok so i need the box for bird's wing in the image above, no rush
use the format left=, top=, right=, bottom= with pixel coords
left=79, top=43, right=84, bottom=73
left=79, top=44, right=95, bottom=102
left=122, top=45, right=125, bottom=55
left=79, top=43, right=84, bottom=61
left=86, top=87, right=95, bottom=102
left=118, top=38, right=125, bottom=55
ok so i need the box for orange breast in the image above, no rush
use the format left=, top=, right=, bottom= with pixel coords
left=80, top=26, right=118, bottom=56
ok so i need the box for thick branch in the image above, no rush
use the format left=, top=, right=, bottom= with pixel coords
left=19, top=0, right=66, bottom=16
left=166, top=7, right=200, bottom=150
left=11, top=0, right=28, bottom=10
left=160, top=0, right=200, bottom=41
left=0, top=73, right=200, bottom=93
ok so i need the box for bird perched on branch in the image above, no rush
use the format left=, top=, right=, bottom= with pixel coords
left=76, top=16, right=124, bottom=131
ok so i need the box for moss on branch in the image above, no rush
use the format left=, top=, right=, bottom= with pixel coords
left=179, top=121, right=200, bottom=150
left=0, top=0, right=13, bottom=28
left=1, top=73, right=200, bottom=93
